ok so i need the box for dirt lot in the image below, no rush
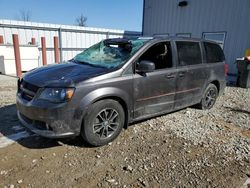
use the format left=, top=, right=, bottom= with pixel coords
left=0, top=75, right=249, bottom=188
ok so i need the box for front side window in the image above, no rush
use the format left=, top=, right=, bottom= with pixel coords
left=138, top=42, right=173, bottom=70
left=204, top=42, right=225, bottom=63
left=176, top=41, right=202, bottom=66
left=74, top=38, right=148, bottom=69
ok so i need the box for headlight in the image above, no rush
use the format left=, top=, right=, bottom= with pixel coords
left=38, top=88, right=75, bottom=103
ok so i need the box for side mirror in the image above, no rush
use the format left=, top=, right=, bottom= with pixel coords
left=137, top=60, right=155, bottom=73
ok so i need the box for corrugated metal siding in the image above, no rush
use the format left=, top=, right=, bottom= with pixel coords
left=143, top=0, right=250, bottom=79
left=0, top=19, right=141, bottom=66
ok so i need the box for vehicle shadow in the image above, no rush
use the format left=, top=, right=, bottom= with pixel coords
left=0, top=104, right=92, bottom=149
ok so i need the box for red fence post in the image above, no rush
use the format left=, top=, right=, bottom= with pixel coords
left=53, top=36, right=59, bottom=63
left=31, top=37, right=36, bottom=45
left=12, top=34, right=22, bottom=77
left=0, top=35, right=3, bottom=44
left=41, top=37, right=47, bottom=66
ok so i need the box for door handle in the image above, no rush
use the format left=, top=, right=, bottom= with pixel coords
left=165, top=74, right=175, bottom=79
left=178, top=72, right=185, bottom=77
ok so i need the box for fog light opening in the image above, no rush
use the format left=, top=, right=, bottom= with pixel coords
left=45, top=123, right=53, bottom=131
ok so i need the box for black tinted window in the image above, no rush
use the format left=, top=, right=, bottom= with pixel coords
left=204, top=42, right=225, bottom=63
left=139, top=42, right=172, bottom=70
left=176, top=41, right=202, bottom=66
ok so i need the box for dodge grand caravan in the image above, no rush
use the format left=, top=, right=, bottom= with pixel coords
left=17, top=37, right=227, bottom=146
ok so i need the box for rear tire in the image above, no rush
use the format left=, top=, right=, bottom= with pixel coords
left=81, top=99, right=125, bottom=146
left=197, top=83, right=218, bottom=110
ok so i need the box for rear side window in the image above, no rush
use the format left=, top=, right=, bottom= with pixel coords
left=204, top=42, right=225, bottom=63
left=176, top=41, right=202, bottom=66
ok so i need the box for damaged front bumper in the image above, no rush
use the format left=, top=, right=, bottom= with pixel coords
left=16, top=94, right=81, bottom=139
left=17, top=111, right=75, bottom=138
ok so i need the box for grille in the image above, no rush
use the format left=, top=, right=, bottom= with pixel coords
left=20, top=113, right=52, bottom=131
left=18, top=79, right=39, bottom=101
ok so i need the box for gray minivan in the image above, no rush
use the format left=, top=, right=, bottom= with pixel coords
left=17, top=37, right=227, bottom=146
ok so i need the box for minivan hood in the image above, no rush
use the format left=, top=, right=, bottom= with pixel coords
left=23, top=62, right=109, bottom=87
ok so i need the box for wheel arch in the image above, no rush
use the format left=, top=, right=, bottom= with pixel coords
left=78, top=87, right=131, bottom=130
left=210, top=80, right=220, bottom=93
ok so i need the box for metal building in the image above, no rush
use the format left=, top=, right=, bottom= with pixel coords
left=142, top=0, right=250, bottom=81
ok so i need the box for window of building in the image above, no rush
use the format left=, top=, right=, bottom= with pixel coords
left=204, top=42, right=225, bottom=63
left=202, top=32, right=226, bottom=49
left=176, top=41, right=202, bottom=66
left=176, top=33, right=191, bottom=38
left=138, top=42, right=172, bottom=70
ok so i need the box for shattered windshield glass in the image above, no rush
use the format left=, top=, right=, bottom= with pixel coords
left=74, top=38, right=148, bottom=69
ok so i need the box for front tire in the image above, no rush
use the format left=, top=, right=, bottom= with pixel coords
left=198, top=83, right=218, bottom=110
left=81, top=99, right=125, bottom=146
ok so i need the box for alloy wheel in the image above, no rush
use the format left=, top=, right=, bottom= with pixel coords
left=204, top=88, right=217, bottom=108
left=93, top=108, right=119, bottom=139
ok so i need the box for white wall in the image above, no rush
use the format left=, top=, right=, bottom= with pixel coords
left=0, top=19, right=141, bottom=67
left=0, top=45, right=39, bottom=75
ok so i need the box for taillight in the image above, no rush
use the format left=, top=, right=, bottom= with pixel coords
left=224, top=64, right=228, bottom=76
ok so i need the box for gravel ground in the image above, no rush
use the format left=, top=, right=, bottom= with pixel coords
left=135, top=87, right=250, bottom=161
left=0, top=75, right=17, bottom=107
left=0, top=75, right=249, bottom=188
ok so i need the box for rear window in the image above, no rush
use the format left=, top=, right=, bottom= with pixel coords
left=176, top=41, right=202, bottom=66
left=204, top=42, right=225, bottom=63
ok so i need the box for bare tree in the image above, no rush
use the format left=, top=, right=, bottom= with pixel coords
left=75, top=14, right=87, bottom=26
left=18, top=9, right=32, bottom=21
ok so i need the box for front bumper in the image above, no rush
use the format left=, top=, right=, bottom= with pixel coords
left=17, top=111, right=75, bottom=138
left=16, top=94, right=81, bottom=138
